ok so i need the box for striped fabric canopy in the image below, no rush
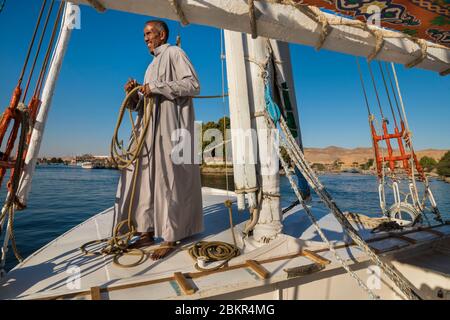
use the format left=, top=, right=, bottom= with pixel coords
left=294, top=0, right=449, bottom=47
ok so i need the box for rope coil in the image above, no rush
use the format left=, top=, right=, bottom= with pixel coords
left=81, top=86, right=156, bottom=268
left=188, top=241, right=240, bottom=271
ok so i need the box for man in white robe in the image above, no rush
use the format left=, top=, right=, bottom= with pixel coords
left=114, top=20, right=203, bottom=260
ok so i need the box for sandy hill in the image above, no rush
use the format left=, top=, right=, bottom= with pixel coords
left=304, top=146, right=448, bottom=166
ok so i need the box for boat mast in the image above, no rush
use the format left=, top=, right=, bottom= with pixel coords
left=224, top=31, right=304, bottom=243
left=0, top=2, right=76, bottom=275
left=223, top=31, right=258, bottom=212
left=245, top=34, right=283, bottom=242
left=15, top=2, right=77, bottom=206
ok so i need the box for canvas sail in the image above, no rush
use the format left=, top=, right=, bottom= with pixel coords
left=69, top=0, right=449, bottom=74
left=294, top=0, right=449, bottom=47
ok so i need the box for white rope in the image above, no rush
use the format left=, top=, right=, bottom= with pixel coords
left=220, top=28, right=230, bottom=197
left=270, top=119, right=379, bottom=299
left=390, top=63, right=443, bottom=223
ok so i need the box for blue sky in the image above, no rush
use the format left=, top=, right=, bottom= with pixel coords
left=0, top=1, right=449, bottom=157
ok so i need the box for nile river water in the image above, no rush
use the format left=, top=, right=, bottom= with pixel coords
left=1, top=165, right=449, bottom=271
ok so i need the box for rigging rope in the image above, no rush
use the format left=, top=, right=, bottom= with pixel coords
left=260, top=53, right=380, bottom=299
left=260, top=51, right=421, bottom=299
left=383, top=62, right=403, bottom=123
left=22, top=0, right=55, bottom=102
left=1, top=1, right=67, bottom=267
left=265, top=117, right=379, bottom=299
left=355, top=58, right=371, bottom=116
left=17, top=0, right=48, bottom=87
left=355, top=57, right=443, bottom=228
left=34, top=1, right=64, bottom=99
left=367, top=62, right=385, bottom=120
left=389, top=63, right=443, bottom=223
left=277, top=114, right=421, bottom=300
left=0, top=105, right=30, bottom=262
left=378, top=61, right=398, bottom=129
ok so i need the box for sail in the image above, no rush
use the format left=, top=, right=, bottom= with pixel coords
left=70, top=0, right=449, bottom=74
left=294, top=0, right=449, bottom=47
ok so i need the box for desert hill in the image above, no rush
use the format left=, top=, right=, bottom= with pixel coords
left=304, top=146, right=448, bottom=166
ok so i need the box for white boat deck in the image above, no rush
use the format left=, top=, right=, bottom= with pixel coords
left=0, top=187, right=449, bottom=300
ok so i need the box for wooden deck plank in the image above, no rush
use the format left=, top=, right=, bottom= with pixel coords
left=246, top=260, right=270, bottom=279
left=174, top=272, right=196, bottom=295
left=35, top=223, right=449, bottom=300
left=302, top=249, right=331, bottom=265
left=90, top=286, right=102, bottom=300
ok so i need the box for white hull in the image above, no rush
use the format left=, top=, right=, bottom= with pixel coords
left=81, top=162, right=94, bottom=169
left=0, top=187, right=448, bottom=300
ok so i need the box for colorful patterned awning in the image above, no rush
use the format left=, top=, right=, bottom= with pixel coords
left=294, top=0, right=449, bottom=47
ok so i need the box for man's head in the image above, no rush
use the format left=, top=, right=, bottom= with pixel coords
left=144, top=20, right=169, bottom=54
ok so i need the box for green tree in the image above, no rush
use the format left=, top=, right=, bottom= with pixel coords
left=279, top=146, right=291, bottom=165
left=360, top=158, right=374, bottom=170
left=201, top=118, right=230, bottom=164
left=217, top=116, right=230, bottom=136
left=419, top=156, right=437, bottom=172
left=436, top=151, right=450, bottom=177
left=332, top=159, right=342, bottom=170
left=312, top=163, right=326, bottom=171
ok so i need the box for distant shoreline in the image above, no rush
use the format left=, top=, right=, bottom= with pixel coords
left=38, top=145, right=450, bottom=183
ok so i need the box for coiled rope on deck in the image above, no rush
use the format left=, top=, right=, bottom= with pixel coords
left=81, top=85, right=162, bottom=268
left=188, top=200, right=240, bottom=271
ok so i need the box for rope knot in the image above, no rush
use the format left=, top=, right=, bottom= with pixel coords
left=224, top=199, right=233, bottom=208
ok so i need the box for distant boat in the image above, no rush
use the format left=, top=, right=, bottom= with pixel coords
left=81, top=162, right=94, bottom=169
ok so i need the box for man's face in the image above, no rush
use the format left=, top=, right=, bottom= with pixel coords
left=144, top=23, right=166, bottom=54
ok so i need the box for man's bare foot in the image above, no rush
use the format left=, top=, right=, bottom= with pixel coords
left=150, top=242, right=176, bottom=260
left=128, top=232, right=155, bottom=249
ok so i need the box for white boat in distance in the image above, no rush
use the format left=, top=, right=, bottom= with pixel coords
left=81, top=162, right=94, bottom=169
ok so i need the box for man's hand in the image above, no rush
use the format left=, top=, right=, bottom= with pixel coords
left=140, top=83, right=152, bottom=98
left=124, top=78, right=139, bottom=93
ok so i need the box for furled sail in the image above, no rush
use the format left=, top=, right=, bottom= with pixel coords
left=69, top=0, right=450, bottom=75
left=294, top=0, right=449, bottom=48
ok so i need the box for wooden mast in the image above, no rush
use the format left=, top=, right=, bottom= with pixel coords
left=15, top=3, right=76, bottom=208
left=223, top=31, right=258, bottom=211
left=225, top=32, right=304, bottom=243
